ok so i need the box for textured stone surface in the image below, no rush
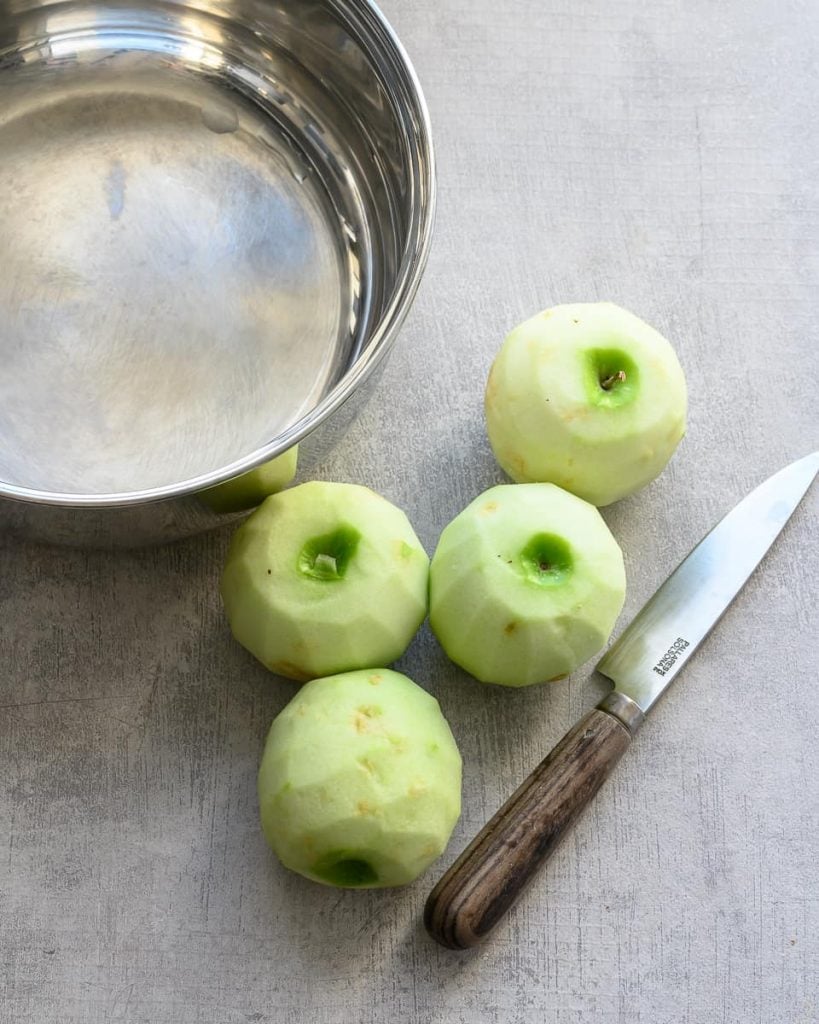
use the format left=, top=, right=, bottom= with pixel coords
left=1, top=0, right=817, bottom=1020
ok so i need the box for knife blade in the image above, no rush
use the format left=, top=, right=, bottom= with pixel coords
left=597, top=449, right=819, bottom=711
left=424, top=451, right=818, bottom=950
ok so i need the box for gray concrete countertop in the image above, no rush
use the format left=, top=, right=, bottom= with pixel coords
left=2, top=1, right=817, bottom=1021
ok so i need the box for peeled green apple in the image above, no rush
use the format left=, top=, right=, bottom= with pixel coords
left=221, top=481, right=429, bottom=680
left=201, top=446, right=298, bottom=513
left=258, top=669, right=462, bottom=887
left=429, top=483, right=625, bottom=687
left=485, top=302, right=687, bottom=506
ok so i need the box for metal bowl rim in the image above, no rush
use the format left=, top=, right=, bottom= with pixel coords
left=0, top=0, right=436, bottom=509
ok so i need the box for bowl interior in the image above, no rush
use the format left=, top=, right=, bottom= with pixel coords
left=0, top=0, right=429, bottom=500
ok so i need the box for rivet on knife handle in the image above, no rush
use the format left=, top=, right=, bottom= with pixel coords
left=424, top=692, right=644, bottom=950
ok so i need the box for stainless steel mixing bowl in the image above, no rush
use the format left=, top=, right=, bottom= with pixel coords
left=0, top=0, right=434, bottom=545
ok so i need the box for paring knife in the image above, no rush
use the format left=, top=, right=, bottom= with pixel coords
left=424, top=451, right=819, bottom=950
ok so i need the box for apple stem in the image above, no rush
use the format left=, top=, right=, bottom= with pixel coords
left=600, top=370, right=626, bottom=391
left=314, top=553, right=338, bottom=575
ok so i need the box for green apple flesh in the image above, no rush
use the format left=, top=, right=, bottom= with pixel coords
left=429, top=483, right=625, bottom=687
left=258, top=669, right=462, bottom=887
left=485, top=302, right=687, bottom=506
left=221, top=481, right=429, bottom=680
left=200, top=446, right=298, bottom=513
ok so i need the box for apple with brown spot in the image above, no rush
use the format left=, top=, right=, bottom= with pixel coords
left=485, top=302, right=687, bottom=505
left=429, top=483, right=626, bottom=687
left=257, top=669, right=462, bottom=887
left=221, top=481, right=428, bottom=680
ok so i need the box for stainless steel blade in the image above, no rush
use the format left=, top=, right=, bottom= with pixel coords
left=597, top=451, right=818, bottom=713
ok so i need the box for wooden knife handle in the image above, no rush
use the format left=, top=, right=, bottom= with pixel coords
left=424, top=692, right=644, bottom=950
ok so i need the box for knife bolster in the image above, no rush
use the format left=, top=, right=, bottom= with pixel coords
left=597, top=691, right=645, bottom=736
